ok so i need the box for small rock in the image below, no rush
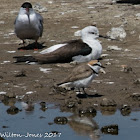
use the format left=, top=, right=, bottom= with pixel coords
left=100, top=98, right=117, bottom=107
left=7, top=106, right=20, bottom=115
left=131, top=93, right=140, bottom=101
left=54, top=117, right=68, bottom=125
left=121, top=65, right=132, bottom=73
left=107, top=27, right=126, bottom=40
left=101, top=54, right=109, bottom=58
left=120, top=105, right=131, bottom=116
left=40, top=102, right=47, bottom=111
left=101, top=124, right=118, bottom=135
left=2, top=126, right=9, bottom=128
left=107, top=46, right=122, bottom=51
left=66, top=101, right=75, bottom=108
left=15, top=70, right=26, bottom=77
left=0, top=137, right=6, bottom=140
left=133, top=78, right=140, bottom=84
left=6, top=92, right=16, bottom=98
left=33, top=3, right=48, bottom=13
left=0, top=76, right=3, bottom=80
left=78, top=107, right=97, bottom=117
left=34, top=83, right=43, bottom=88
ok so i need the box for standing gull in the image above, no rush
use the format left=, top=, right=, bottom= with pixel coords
left=14, top=2, right=43, bottom=50
left=14, top=26, right=103, bottom=63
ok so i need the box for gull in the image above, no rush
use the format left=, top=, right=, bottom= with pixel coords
left=14, top=2, right=43, bottom=50
left=14, top=26, right=103, bottom=63
left=57, top=60, right=104, bottom=95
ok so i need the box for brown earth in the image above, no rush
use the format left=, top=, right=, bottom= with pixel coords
left=0, top=0, right=140, bottom=112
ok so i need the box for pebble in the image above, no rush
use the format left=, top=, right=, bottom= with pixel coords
left=131, top=93, right=140, bottom=101
left=107, top=46, right=122, bottom=51
left=66, top=101, right=75, bottom=108
left=106, top=27, right=126, bottom=40
left=133, top=78, right=140, bottom=84
left=33, top=3, right=48, bottom=13
left=120, top=105, right=131, bottom=116
left=15, top=70, right=26, bottom=77
left=40, top=102, right=47, bottom=111
left=78, top=107, right=97, bottom=117
left=121, top=65, right=132, bottom=73
left=6, top=92, right=16, bottom=98
left=101, top=124, right=118, bottom=135
left=6, top=106, right=20, bottom=115
left=100, top=98, right=117, bottom=107
left=54, top=117, right=68, bottom=125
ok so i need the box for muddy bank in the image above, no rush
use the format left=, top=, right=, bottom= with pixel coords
left=0, top=0, right=140, bottom=112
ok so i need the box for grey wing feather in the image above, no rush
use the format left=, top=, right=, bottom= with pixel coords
left=36, top=13, right=43, bottom=37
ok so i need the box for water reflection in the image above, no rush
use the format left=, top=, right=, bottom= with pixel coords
left=21, top=102, right=34, bottom=112
left=0, top=99, right=140, bottom=140
left=68, top=115, right=100, bottom=140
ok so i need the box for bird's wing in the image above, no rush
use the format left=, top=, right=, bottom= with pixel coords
left=58, top=64, right=93, bottom=85
left=35, top=40, right=92, bottom=63
left=36, top=13, right=43, bottom=37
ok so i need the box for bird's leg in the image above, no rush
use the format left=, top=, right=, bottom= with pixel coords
left=75, top=88, right=81, bottom=94
left=82, top=87, right=86, bottom=94
left=34, top=40, right=38, bottom=50
left=82, top=88, right=89, bottom=96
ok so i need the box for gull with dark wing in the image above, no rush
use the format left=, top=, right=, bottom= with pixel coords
left=14, top=26, right=104, bottom=63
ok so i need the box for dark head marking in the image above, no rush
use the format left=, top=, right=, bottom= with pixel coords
left=21, top=2, right=32, bottom=9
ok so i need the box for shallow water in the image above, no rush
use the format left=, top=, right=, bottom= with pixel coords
left=0, top=101, right=140, bottom=140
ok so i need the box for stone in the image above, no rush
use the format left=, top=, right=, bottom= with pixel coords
left=107, top=46, right=122, bottom=51
left=121, top=65, right=132, bottom=73
left=78, top=107, right=97, bottom=117
left=66, top=101, right=76, bottom=108
left=100, top=98, right=117, bottom=107
left=54, top=117, right=68, bottom=125
left=15, top=70, right=26, bottom=77
left=101, top=124, right=118, bottom=135
left=131, top=93, right=140, bottom=101
left=120, top=105, right=131, bottom=116
left=133, top=78, right=140, bottom=84
left=6, top=106, right=20, bottom=115
left=33, top=3, right=48, bottom=13
left=107, top=27, right=126, bottom=40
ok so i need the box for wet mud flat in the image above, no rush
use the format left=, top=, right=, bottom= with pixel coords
left=0, top=0, right=140, bottom=114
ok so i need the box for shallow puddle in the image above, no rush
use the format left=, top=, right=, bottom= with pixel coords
left=0, top=101, right=140, bottom=140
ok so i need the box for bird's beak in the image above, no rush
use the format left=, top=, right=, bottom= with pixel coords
left=101, top=65, right=105, bottom=68
left=99, top=35, right=118, bottom=41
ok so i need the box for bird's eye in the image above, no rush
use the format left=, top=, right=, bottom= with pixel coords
left=89, top=32, right=95, bottom=34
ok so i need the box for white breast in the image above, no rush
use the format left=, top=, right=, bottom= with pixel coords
left=73, top=74, right=97, bottom=88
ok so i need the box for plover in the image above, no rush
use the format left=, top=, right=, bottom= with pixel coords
left=57, top=60, right=104, bottom=95
left=14, top=2, right=43, bottom=49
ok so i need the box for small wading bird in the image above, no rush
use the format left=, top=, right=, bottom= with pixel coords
left=14, top=2, right=43, bottom=50
left=14, top=26, right=107, bottom=63
left=57, top=60, right=104, bottom=96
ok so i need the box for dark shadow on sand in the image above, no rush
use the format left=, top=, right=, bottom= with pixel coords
left=116, top=0, right=140, bottom=4
left=18, top=42, right=46, bottom=50
left=76, top=93, right=103, bottom=99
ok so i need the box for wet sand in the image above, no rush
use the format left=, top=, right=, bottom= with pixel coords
left=0, top=0, right=140, bottom=112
